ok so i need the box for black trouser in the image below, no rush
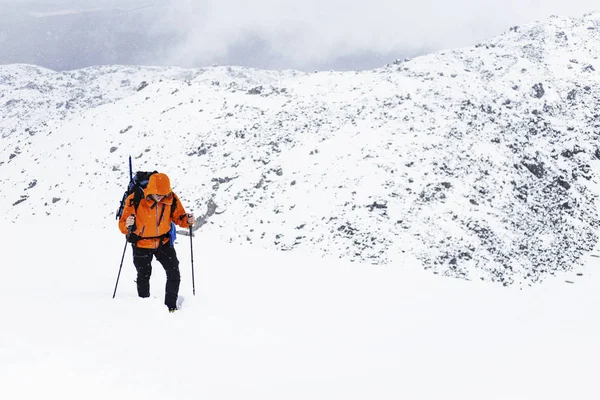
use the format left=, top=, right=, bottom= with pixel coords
left=132, top=243, right=180, bottom=308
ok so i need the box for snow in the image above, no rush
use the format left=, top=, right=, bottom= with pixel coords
left=1, top=11, right=600, bottom=399
left=1, top=217, right=599, bottom=399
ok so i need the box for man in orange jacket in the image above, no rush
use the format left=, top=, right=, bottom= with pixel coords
left=118, top=172, right=195, bottom=312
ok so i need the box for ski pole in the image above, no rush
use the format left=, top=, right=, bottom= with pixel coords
left=113, top=225, right=133, bottom=298
left=189, top=224, right=195, bottom=296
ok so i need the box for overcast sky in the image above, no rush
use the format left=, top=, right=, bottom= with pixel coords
left=0, top=0, right=598, bottom=71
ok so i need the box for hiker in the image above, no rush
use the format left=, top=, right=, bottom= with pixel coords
left=118, top=172, right=195, bottom=312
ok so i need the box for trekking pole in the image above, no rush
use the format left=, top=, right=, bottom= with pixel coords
left=189, top=224, right=195, bottom=296
left=113, top=225, right=133, bottom=298
left=128, top=156, right=133, bottom=181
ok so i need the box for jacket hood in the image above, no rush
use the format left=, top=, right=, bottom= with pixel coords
left=144, top=173, right=172, bottom=196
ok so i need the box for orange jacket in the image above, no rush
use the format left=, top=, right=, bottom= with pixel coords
left=118, top=173, right=190, bottom=249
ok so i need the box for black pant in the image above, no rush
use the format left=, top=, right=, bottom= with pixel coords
left=132, top=243, right=180, bottom=308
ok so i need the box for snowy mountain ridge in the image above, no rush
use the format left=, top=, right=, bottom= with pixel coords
left=1, top=12, right=600, bottom=286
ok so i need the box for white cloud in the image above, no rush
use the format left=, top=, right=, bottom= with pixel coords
left=148, top=0, right=599, bottom=69
left=1, top=0, right=598, bottom=70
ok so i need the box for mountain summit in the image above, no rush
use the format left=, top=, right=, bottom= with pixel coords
left=1, top=12, right=599, bottom=285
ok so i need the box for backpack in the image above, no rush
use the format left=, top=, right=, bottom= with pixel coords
left=116, top=170, right=178, bottom=244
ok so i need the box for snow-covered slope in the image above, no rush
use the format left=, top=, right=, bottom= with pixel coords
left=2, top=216, right=599, bottom=400
left=1, top=13, right=599, bottom=286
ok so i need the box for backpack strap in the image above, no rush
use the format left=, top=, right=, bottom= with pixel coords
left=158, top=203, right=166, bottom=225
left=170, top=195, right=178, bottom=218
left=130, top=187, right=145, bottom=212
left=128, top=232, right=171, bottom=247
left=133, top=190, right=177, bottom=215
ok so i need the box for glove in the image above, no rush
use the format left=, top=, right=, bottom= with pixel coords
left=125, top=214, right=136, bottom=228
left=127, top=233, right=140, bottom=245
left=187, top=213, right=196, bottom=226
